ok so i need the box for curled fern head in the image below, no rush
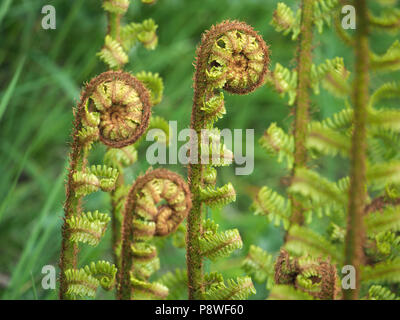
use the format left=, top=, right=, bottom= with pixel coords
left=197, top=20, right=270, bottom=95
left=81, top=70, right=151, bottom=148
left=130, top=169, right=192, bottom=236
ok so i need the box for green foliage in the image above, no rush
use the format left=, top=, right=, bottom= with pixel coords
left=135, top=71, right=164, bottom=106
left=370, top=40, right=400, bottom=72
left=204, top=276, right=256, bottom=300
left=242, top=245, right=275, bottom=289
left=367, top=285, right=399, bottom=300
left=159, top=269, right=188, bottom=300
left=252, top=186, right=291, bottom=229
left=259, top=122, right=294, bottom=169
left=64, top=261, right=117, bottom=299
left=200, top=228, right=243, bottom=260
left=97, top=35, right=129, bottom=69
left=268, top=285, right=314, bottom=300
left=199, top=183, right=236, bottom=208
left=362, top=258, right=400, bottom=284
left=285, top=225, right=343, bottom=263
left=67, top=211, right=110, bottom=246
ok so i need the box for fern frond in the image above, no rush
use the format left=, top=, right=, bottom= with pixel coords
left=121, top=19, right=158, bottom=51
left=97, top=35, right=128, bottom=69
left=285, top=225, right=343, bottom=263
left=83, top=261, right=117, bottom=291
left=78, top=126, right=99, bottom=152
left=200, top=228, right=243, bottom=260
left=367, top=161, right=400, bottom=188
left=159, top=269, right=188, bottom=300
left=135, top=71, right=164, bottom=106
left=203, top=166, right=217, bottom=186
left=370, top=40, right=400, bottom=72
left=365, top=205, right=400, bottom=235
left=104, top=145, right=138, bottom=169
left=242, top=245, right=275, bottom=289
left=259, top=122, right=294, bottom=169
left=204, top=276, right=256, bottom=300
left=251, top=186, right=291, bottom=229
left=361, top=258, right=400, bottom=284
left=289, top=168, right=346, bottom=206
left=319, top=107, right=353, bottom=131
left=201, top=92, right=226, bottom=124
left=313, top=0, right=339, bottom=32
left=72, top=171, right=100, bottom=197
left=370, top=82, right=400, bottom=108
left=367, top=285, right=399, bottom=300
left=89, top=164, right=119, bottom=192
left=64, top=269, right=99, bottom=299
left=268, top=284, right=314, bottom=300
left=311, top=57, right=350, bottom=97
left=199, top=183, right=236, bottom=208
left=307, top=121, right=350, bottom=157
left=266, top=63, right=297, bottom=105
left=270, top=3, right=301, bottom=40
left=130, top=276, right=169, bottom=300
left=204, top=272, right=224, bottom=290
left=203, top=218, right=219, bottom=235
left=66, top=211, right=110, bottom=246
left=369, top=9, right=400, bottom=32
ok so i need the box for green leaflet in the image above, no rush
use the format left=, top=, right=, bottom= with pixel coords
left=64, top=261, right=117, bottom=299
left=121, top=19, right=158, bottom=51
left=370, top=40, right=400, bottom=72
left=369, top=8, right=400, bottom=32
left=200, top=228, right=243, bottom=260
left=97, top=35, right=129, bottom=69
left=259, top=122, right=294, bottom=169
left=135, top=71, right=164, bottom=106
left=104, top=145, right=138, bottom=169
left=365, top=205, right=400, bottom=235
left=367, top=285, right=399, bottom=300
left=266, top=63, right=297, bottom=105
left=252, top=185, right=291, bottom=229
left=83, top=261, right=117, bottom=291
left=159, top=269, right=188, bottom=300
left=367, top=161, right=400, bottom=188
left=289, top=168, right=347, bottom=206
left=242, top=245, right=275, bottom=289
left=204, top=276, right=256, bottom=300
left=361, top=258, right=400, bottom=284
left=307, top=121, right=350, bottom=157
left=285, top=225, right=343, bottom=264
left=199, top=183, right=236, bottom=208
left=271, top=0, right=339, bottom=39
left=67, top=211, right=110, bottom=246
left=130, top=276, right=169, bottom=300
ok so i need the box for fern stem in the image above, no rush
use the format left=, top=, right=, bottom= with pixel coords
left=108, top=11, right=122, bottom=43
left=344, top=0, right=369, bottom=300
left=186, top=21, right=269, bottom=300
left=290, top=0, right=314, bottom=226
left=59, top=116, right=86, bottom=299
left=111, top=173, right=124, bottom=268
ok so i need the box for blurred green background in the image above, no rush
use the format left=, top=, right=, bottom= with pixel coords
left=0, top=0, right=398, bottom=299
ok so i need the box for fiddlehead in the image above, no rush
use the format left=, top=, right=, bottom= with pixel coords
left=274, top=250, right=339, bottom=300
left=118, top=168, right=192, bottom=300
left=187, top=20, right=269, bottom=300
left=59, top=70, right=151, bottom=300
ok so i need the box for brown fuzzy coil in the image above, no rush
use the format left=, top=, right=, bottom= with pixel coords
left=76, top=70, right=152, bottom=148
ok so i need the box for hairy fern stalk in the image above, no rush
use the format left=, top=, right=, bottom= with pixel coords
left=59, top=0, right=171, bottom=300
left=186, top=20, right=270, bottom=300
left=245, top=0, right=400, bottom=300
